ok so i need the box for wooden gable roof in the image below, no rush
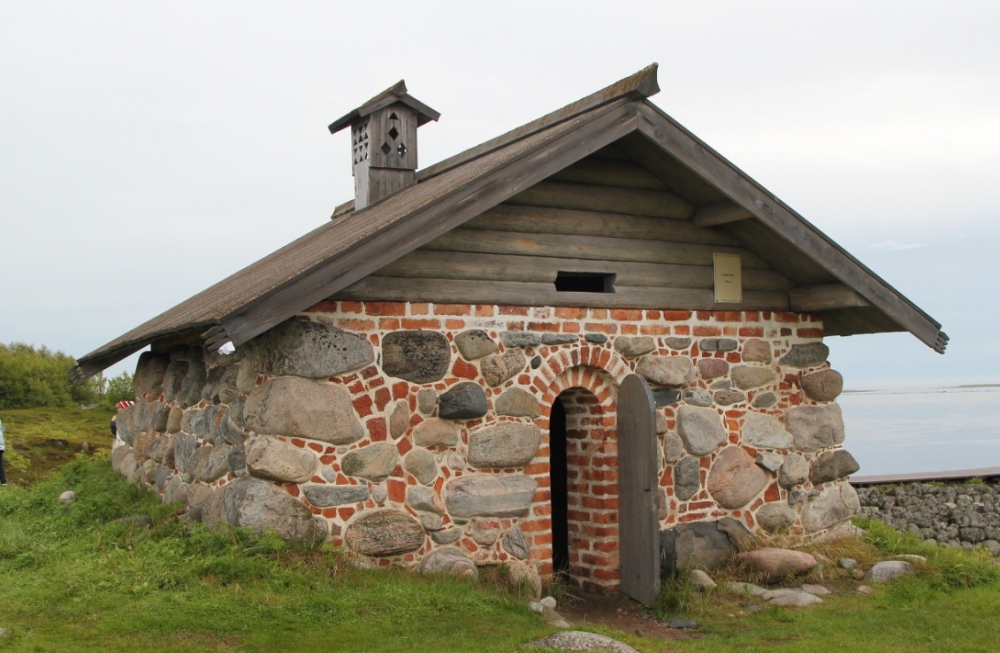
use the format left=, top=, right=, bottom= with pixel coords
left=75, top=65, right=947, bottom=378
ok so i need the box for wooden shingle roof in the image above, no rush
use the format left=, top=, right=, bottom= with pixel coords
left=75, top=65, right=947, bottom=378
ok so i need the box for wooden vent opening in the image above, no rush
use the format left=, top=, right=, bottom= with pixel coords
left=555, top=272, right=616, bottom=293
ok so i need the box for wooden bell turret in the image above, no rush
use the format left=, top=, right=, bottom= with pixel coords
left=329, top=81, right=440, bottom=210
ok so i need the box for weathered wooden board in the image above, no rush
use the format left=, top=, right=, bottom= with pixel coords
left=421, top=228, right=771, bottom=269
left=372, top=250, right=793, bottom=291
left=507, top=180, right=694, bottom=219
left=692, top=201, right=754, bottom=228
left=466, top=204, right=740, bottom=247
left=789, top=284, right=871, bottom=312
left=617, top=374, right=660, bottom=607
left=547, top=157, right=669, bottom=190
left=334, top=277, right=790, bottom=311
left=616, top=132, right=728, bottom=206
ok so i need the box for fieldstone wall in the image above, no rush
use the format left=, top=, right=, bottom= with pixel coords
left=111, top=300, right=860, bottom=590
left=856, top=479, right=1000, bottom=555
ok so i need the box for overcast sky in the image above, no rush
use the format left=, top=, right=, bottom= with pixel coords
left=2, top=1, right=998, bottom=389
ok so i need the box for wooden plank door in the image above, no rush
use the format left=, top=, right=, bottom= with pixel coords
left=616, top=374, right=660, bottom=606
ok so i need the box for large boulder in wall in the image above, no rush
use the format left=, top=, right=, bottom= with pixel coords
left=255, top=319, right=375, bottom=379
left=222, top=477, right=317, bottom=541
left=244, top=377, right=364, bottom=444
left=660, top=518, right=754, bottom=574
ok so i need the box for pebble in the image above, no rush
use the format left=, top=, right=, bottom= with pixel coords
left=60, top=490, right=77, bottom=504
left=668, top=619, right=698, bottom=629
left=857, top=585, right=874, bottom=595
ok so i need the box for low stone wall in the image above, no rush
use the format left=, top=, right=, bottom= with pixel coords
left=855, top=479, right=1000, bottom=554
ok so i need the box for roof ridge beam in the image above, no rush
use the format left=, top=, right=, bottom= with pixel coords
left=416, top=64, right=659, bottom=181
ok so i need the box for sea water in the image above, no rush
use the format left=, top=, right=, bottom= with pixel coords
left=838, top=385, right=1000, bottom=476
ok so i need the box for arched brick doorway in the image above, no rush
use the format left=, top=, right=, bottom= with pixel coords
left=545, top=382, right=620, bottom=591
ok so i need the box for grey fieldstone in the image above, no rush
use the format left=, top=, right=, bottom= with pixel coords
left=708, top=447, right=768, bottom=509
left=163, top=476, right=189, bottom=504
left=413, top=418, right=459, bottom=447
left=245, top=434, right=316, bottom=483
left=689, top=569, right=717, bottom=590
left=303, top=484, right=370, bottom=507
left=162, top=359, right=188, bottom=405
left=664, top=434, right=685, bottom=463
left=235, top=357, right=258, bottom=395
left=507, top=561, right=542, bottom=598
left=735, top=548, right=818, bottom=583
left=779, top=454, right=809, bottom=488
left=809, top=449, right=860, bottom=484
left=372, top=484, right=387, bottom=503
left=341, top=443, right=399, bottom=482
left=253, top=320, right=375, bottom=379
left=244, top=377, right=365, bottom=445
left=682, top=388, right=714, bottom=407
left=614, top=336, right=656, bottom=358
left=407, top=485, right=446, bottom=514
left=786, top=404, right=845, bottom=452
left=756, top=452, right=784, bottom=472
left=697, top=358, right=730, bottom=380
left=432, top=528, right=462, bottom=544
left=584, top=333, right=608, bottom=344
left=656, top=412, right=668, bottom=435
left=802, top=483, right=861, bottom=532
left=528, top=632, right=639, bottom=653
left=418, top=548, right=478, bottom=577
left=166, top=407, right=183, bottom=434
left=134, top=352, right=169, bottom=399
left=652, top=388, right=682, bottom=407
left=677, top=406, right=728, bottom=456
left=154, top=465, right=173, bottom=490
left=742, top=339, right=772, bottom=363
left=635, top=356, right=696, bottom=387
left=866, top=560, right=915, bottom=583
left=756, top=503, right=796, bottom=533
left=660, top=518, right=752, bottom=573
left=731, top=365, right=777, bottom=390
left=728, top=581, right=768, bottom=596
left=714, top=389, right=746, bottom=406
left=389, top=400, right=410, bottom=438
left=454, top=329, right=497, bottom=360
left=438, top=382, right=488, bottom=419
left=801, top=369, right=844, bottom=402
left=444, top=474, right=538, bottom=518
left=178, top=361, right=207, bottom=409
left=381, top=331, right=451, bottom=383
left=147, top=434, right=175, bottom=466
left=416, top=388, right=437, bottom=415
left=501, top=331, right=541, bottom=347
left=801, top=584, right=832, bottom=596
left=752, top=392, right=778, bottom=408
left=227, top=394, right=247, bottom=428
left=345, top=509, right=424, bottom=556
left=502, top=527, right=530, bottom=559
left=495, top=388, right=541, bottom=417
left=763, top=589, right=823, bottom=607
left=665, top=337, right=692, bottom=350
left=223, top=477, right=317, bottom=541
left=530, top=355, right=542, bottom=369
left=542, top=333, right=577, bottom=345
left=403, top=448, right=438, bottom=485
left=227, top=444, right=247, bottom=477
left=700, top=338, right=738, bottom=352
left=780, top=343, right=829, bottom=369
left=481, top=350, right=526, bottom=387
left=675, top=457, right=701, bottom=501
left=173, top=433, right=199, bottom=478
left=420, top=514, right=443, bottom=531
left=468, top=423, right=541, bottom=468
left=742, top=413, right=793, bottom=449
left=219, top=411, right=248, bottom=446
left=472, top=522, right=499, bottom=546
left=112, top=444, right=132, bottom=473
left=60, top=490, right=77, bottom=504
left=189, top=444, right=232, bottom=483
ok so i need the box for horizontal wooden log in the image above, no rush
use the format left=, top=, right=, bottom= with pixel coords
left=789, top=284, right=872, bottom=312
left=467, top=204, right=739, bottom=246
left=334, top=276, right=790, bottom=311
left=507, top=180, right=694, bottom=219
left=547, top=157, right=668, bottom=190
left=692, top=202, right=754, bottom=228
left=373, top=250, right=793, bottom=291
left=421, top=228, right=771, bottom=269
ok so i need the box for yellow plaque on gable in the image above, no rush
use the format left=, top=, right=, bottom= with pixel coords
left=714, top=253, right=742, bottom=303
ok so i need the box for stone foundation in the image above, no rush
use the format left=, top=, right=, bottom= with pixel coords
left=112, top=301, right=860, bottom=590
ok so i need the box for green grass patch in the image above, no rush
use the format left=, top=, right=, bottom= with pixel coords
left=1, top=406, right=114, bottom=486
left=0, top=457, right=554, bottom=652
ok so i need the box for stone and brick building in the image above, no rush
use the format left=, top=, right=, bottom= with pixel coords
left=76, top=65, right=947, bottom=605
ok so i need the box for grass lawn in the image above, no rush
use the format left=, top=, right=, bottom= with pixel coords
left=1, top=406, right=114, bottom=486
left=0, top=408, right=998, bottom=652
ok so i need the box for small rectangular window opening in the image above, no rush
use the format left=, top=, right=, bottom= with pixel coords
left=555, top=271, right=616, bottom=293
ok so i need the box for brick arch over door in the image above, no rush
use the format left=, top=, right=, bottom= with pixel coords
left=522, top=363, right=624, bottom=591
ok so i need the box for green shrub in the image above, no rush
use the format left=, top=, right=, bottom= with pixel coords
left=0, top=342, right=99, bottom=409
